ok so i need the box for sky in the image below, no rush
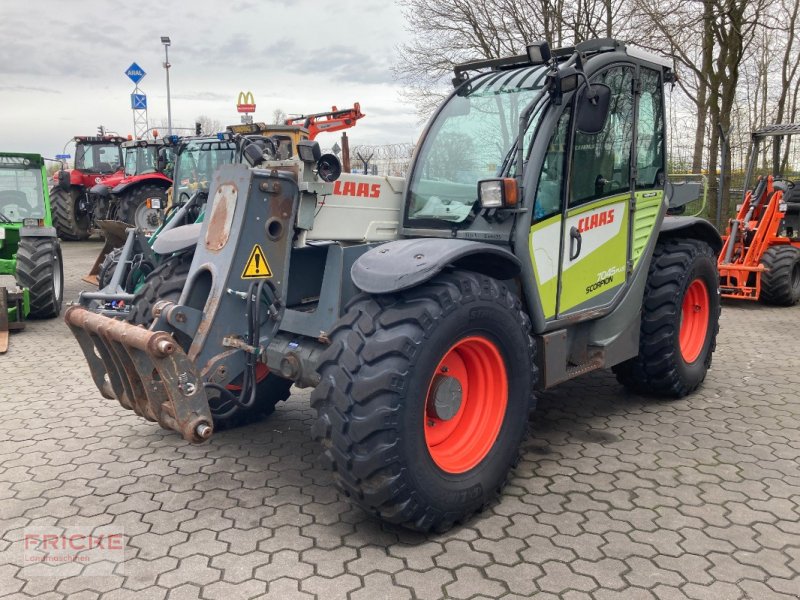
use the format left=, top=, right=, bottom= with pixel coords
left=0, top=0, right=421, bottom=158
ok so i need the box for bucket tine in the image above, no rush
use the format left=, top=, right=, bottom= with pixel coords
left=64, top=305, right=214, bottom=443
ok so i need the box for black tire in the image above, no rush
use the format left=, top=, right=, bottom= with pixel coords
left=98, top=247, right=123, bottom=289
left=310, top=270, right=536, bottom=532
left=613, top=238, right=720, bottom=398
left=760, top=246, right=800, bottom=306
left=51, top=187, right=91, bottom=241
left=130, top=252, right=291, bottom=429
left=117, top=184, right=167, bottom=230
left=129, top=252, right=193, bottom=327
left=15, top=237, right=64, bottom=318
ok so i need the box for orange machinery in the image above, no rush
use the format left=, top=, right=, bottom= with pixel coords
left=718, top=124, right=800, bottom=304
left=285, top=103, right=365, bottom=140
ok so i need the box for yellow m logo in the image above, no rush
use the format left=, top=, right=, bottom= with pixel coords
left=237, top=91, right=255, bottom=105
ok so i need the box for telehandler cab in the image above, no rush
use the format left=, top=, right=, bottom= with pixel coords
left=66, top=38, right=721, bottom=531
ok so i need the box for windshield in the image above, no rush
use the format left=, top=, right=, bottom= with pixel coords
left=407, top=65, right=548, bottom=225
left=124, top=146, right=157, bottom=176
left=75, top=143, right=122, bottom=173
left=172, top=140, right=236, bottom=202
left=0, top=165, right=45, bottom=221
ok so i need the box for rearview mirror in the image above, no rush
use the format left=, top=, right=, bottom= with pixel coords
left=156, top=151, right=168, bottom=173
left=576, top=83, right=611, bottom=135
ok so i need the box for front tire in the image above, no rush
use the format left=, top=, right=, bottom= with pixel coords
left=760, top=246, right=800, bottom=306
left=311, top=270, right=536, bottom=532
left=15, top=237, right=64, bottom=318
left=51, top=187, right=91, bottom=241
left=613, top=238, right=720, bottom=397
left=98, top=247, right=123, bottom=290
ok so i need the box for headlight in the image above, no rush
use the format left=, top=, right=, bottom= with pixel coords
left=478, top=180, right=504, bottom=208
left=22, top=218, right=40, bottom=227
left=478, top=178, right=518, bottom=209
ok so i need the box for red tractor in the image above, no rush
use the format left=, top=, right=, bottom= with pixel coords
left=91, top=137, right=175, bottom=230
left=51, top=135, right=126, bottom=240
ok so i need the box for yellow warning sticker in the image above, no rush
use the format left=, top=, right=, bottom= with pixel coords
left=241, top=244, right=273, bottom=279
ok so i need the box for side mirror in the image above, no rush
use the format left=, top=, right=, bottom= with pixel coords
left=316, top=154, right=342, bottom=183
left=156, top=151, right=168, bottom=173
left=576, top=83, right=611, bottom=135
left=243, top=142, right=265, bottom=167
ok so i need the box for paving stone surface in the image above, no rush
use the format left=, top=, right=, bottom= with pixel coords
left=0, top=240, right=798, bottom=599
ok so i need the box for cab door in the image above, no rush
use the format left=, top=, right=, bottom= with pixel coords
left=557, top=66, right=635, bottom=317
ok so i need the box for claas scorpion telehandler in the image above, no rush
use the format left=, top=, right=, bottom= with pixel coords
left=66, top=39, right=721, bottom=531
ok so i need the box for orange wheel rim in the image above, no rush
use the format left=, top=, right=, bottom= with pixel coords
left=225, top=363, right=269, bottom=391
left=423, top=336, right=508, bottom=474
left=679, top=279, right=710, bottom=363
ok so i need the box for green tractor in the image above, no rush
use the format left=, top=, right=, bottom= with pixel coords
left=0, top=153, right=64, bottom=349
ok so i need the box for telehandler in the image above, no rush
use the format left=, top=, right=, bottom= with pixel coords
left=66, top=38, right=721, bottom=531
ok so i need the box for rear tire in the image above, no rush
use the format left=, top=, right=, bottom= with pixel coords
left=613, top=238, right=720, bottom=397
left=311, top=270, right=536, bottom=532
left=51, top=187, right=91, bottom=241
left=117, top=184, right=167, bottom=230
left=760, top=246, right=800, bottom=306
left=130, top=252, right=291, bottom=429
left=15, top=237, right=64, bottom=318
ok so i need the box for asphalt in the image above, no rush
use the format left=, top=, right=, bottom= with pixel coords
left=0, top=240, right=798, bottom=599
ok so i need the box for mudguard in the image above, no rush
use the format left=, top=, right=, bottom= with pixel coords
left=659, top=216, right=722, bottom=253
left=151, top=223, right=202, bottom=255
left=351, top=238, right=521, bottom=294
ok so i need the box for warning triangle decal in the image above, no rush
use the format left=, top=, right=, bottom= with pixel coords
left=241, top=244, right=273, bottom=279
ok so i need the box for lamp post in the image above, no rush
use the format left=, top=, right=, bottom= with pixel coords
left=161, top=36, right=172, bottom=136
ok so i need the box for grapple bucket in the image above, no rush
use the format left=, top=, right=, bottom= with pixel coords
left=64, top=305, right=214, bottom=443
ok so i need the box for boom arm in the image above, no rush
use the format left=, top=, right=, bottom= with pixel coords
left=285, top=103, right=364, bottom=140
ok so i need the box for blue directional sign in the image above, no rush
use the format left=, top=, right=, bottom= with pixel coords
left=55, top=154, right=71, bottom=160
left=125, top=62, right=146, bottom=84
left=131, top=93, right=147, bottom=110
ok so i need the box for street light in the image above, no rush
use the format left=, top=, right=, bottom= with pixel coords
left=161, top=36, right=172, bottom=136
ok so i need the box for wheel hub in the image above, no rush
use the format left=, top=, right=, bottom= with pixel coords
left=429, top=375, right=463, bottom=421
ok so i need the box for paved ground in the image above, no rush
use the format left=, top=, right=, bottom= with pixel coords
left=0, top=240, right=799, bottom=600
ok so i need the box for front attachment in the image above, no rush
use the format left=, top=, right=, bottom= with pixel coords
left=64, top=305, right=213, bottom=443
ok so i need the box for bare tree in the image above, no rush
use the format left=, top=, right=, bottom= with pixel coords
left=195, top=115, right=222, bottom=135
left=272, top=108, right=287, bottom=125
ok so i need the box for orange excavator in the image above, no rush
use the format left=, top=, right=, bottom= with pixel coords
left=285, top=103, right=365, bottom=140
left=718, top=124, right=800, bottom=305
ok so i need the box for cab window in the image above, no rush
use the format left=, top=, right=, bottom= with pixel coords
left=569, top=67, right=635, bottom=206
left=533, top=109, right=570, bottom=221
left=636, top=68, right=665, bottom=189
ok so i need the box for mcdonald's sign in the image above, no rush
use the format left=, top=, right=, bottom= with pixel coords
left=236, top=91, right=256, bottom=113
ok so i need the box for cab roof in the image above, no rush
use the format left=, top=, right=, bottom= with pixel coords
left=0, top=152, right=44, bottom=168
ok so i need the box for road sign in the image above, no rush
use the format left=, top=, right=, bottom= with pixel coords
left=125, top=62, right=146, bottom=84
left=332, top=142, right=341, bottom=155
left=55, top=154, right=71, bottom=160
left=131, top=94, right=147, bottom=110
